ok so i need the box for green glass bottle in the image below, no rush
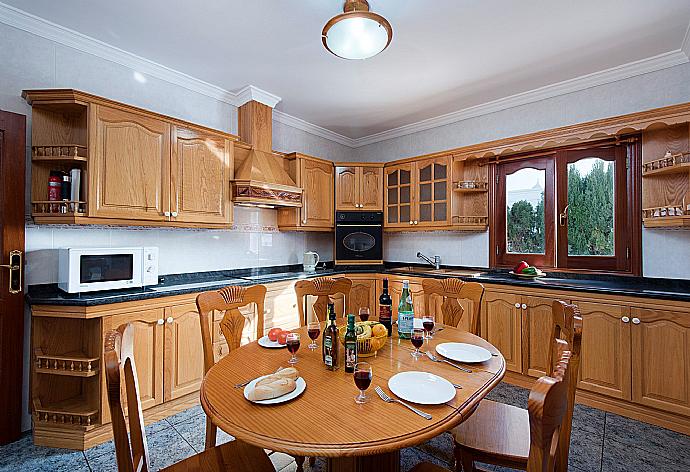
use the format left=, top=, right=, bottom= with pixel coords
left=397, top=280, right=414, bottom=339
left=344, top=314, right=358, bottom=373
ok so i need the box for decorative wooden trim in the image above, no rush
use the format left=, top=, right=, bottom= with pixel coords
left=231, top=182, right=303, bottom=207
left=32, top=145, right=87, bottom=162
left=34, top=348, right=99, bottom=377
left=334, top=161, right=384, bottom=168
left=32, top=398, right=98, bottom=431
left=642, top=151, right=690, bottom=176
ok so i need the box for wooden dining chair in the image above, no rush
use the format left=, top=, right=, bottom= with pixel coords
left=196, top=284, right=267, bottom=450
left=294, top=277, right=352, bottom=325
left=410, top=349, right=573, bottom=472
left=421, top=278, right=484, bottom=334
left=104, top=323, right=275, bottom=472
left=451, top=300, right=582, bottom=472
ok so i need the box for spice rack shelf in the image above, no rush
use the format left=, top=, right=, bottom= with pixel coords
left=34, top=349, right=99, bottom=378
left=32, top=397, right=99, bottom=431
left=451, top=157, right=489, bottom=230
left=642, top=151, right=690, bottom=176
left=453, top=181, right=488, bottom=193
left=32, top=145, right=87, bottom=163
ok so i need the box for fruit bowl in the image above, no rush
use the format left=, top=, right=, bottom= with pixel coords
left=338, top=321, right=388, bottom=358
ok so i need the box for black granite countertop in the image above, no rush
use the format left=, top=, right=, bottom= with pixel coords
left=25, top=262, right=690, bottom=306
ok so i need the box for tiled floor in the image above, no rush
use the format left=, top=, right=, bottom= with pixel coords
left=1, top=382, right=688, bottom=471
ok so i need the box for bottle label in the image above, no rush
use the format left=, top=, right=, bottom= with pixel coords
left=324, top=336, right=333, bottom=367
left=398, top=311, right=414, bottom=339
left=345, top=341, right=357, bottom=370
left=379, top=305, right=391, bottom=321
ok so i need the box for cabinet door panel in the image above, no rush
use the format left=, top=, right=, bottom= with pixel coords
left=335, top=166, right=359, bottom=210
left=172, top=126, right=231, bottom=225
left=360, top=167, right=383, bottom=210
left=385, top=164, right=414, bottom=227
left=416, top=157, right=450, bottom=227
left=577, top=301, right=631, bottom=399
left=631, top=308, right=690, bottom=415
left=347, top=279, right=377, bottom=316
left=482, top=292, right=522, bottom=373
left=301, top=159, right=334, bottom=227
left=91, top=105, right=169, bottom=220
left=524, top=296, right=562, bottom=378
left=110, top=309, right=164, bottom=412
left=265, top=287, right=300, bottom=332
left=165, top=303, right=208, bottom=401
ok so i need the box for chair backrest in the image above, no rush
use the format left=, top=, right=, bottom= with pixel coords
left=104, top=323, right=150, bottom=472
left=527, top=349, right=573, bottom=472
left=294, top=277, right=352, bottom=326
left=196, top=284, right=267, bottom=374
left=548, top=301, right=583, bottom=472
left=421, top=278, right=484, bottom=335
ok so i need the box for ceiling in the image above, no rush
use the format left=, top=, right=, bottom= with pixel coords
left=5, top=0, right=690, bottom=140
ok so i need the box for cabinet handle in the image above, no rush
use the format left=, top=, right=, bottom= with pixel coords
left=414, top=220, right=418, bottom=225
left=514, top=303, right=521, bottom=309
left=166, top=316, right=174, bottom=324
left=409, top=221, right=414, bottom=225
left=164, top=211, right=171, bottom=217
left=521, top=303, right=527, bottom=310
left=157, top=318, right=164, bottom=325
left=171, top=211, right=178, bottom=217
left=632, top=317, right=640, bottom=325
left=621, top=316, right=630, bottom=323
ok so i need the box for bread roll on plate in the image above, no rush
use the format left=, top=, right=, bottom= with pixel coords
left=246, top=368, right=300, bottom=401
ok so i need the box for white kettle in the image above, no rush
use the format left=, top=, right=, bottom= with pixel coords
left=303, top=251, right=320, bottom=272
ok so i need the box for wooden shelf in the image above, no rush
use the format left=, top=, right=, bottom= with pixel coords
left=642, top=152, right=690, bottom=176
left=643, top=216, right=690, bottom=228
left=34, top=349, right=99, bottom=378
left=33, top=396, right=99, bottom=430
left=454, top=181, right=488, bottom=193
left=32, top=200, right=87, bottom=217
left=453, top=187, right=488, bottom=194
left=32, top=145, right=87, bottom=163
left=452, top=215, right=489, bottom=230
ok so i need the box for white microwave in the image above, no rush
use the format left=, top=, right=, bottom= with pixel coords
left=58, top=247, right=159, bottom=293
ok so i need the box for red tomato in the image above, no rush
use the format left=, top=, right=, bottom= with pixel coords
left=513, top=261, right=529, bottom=274
left=268, top=328, right=283, bottom=342
left=277, top=331, right=289, bottom=345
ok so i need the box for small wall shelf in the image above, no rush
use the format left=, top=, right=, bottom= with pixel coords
left=33, top=397, right=99, bottom=430
left=34, top=349, right=99, bottom=378
left=642, top=151, right=690, bottom=176
left=31, top=200, right=87, bottom=216
left=32, top=145, right=87, bottom=163
left=453, top=181, right=488, bottom=193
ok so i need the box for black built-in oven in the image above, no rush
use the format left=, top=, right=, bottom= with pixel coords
left=335, top=211, right=383, bottom=265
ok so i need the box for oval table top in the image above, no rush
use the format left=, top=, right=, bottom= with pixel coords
left=200, top=324, right=505, bottom=458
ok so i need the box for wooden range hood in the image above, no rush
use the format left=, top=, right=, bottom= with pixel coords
left=231, top=100, right=303, bottom=208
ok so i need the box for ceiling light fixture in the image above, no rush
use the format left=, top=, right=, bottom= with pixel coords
left=322, top=0, right=392, bottom=60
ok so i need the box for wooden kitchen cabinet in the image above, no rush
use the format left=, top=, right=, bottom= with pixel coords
left=482, top=291, right=522, bottom=373
left=523, top=295, right=563, bottom=378
left=346, top=277, right=378, bottom=315
left=415, top=157, right=451, bottom=227
left=385, top=277, right=426, bottom=322
left=278, top=153, right=334, bottom=231
left=336, top=164, right=383, bottom=211
left=91, top=105, right=170, bottom=221
left=576, top=301, right=631, bottom=400
left=630, top=308, right=690, bottom=416
left=165, top=303, right=208, bottom=401
left=171, top=126, right=233, bottom=225
left=385, top=163, right=415, bottom=227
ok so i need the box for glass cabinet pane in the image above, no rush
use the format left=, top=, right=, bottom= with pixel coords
left=419, top=204, right=432, bottom=222
left=434, top=163, right=447, bottom=180
left=419, top=183, right=431, bottom=202
left=388, top=170, right=398, bottom=186
left=400, top=186, right=410, bottom=204
left=400, top=169, right=411, bottom=185
left=388, top=206, right=398, bottom=223
left=400, top=205, right=410, bottom=222
left=434, top=181, right=446, bottom=200
left=434, top=202, right=447, bottom=221
left=419, top=164, right=432, bottom=182
left=387, top=188, right=398, bottom=204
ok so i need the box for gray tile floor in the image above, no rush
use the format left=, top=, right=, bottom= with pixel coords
left=1, top=382, right=688, bottom=471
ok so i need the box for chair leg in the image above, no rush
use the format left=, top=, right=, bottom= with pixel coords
left=205, top=417, right=217, bottom=450
left=295, top=456, right=305, bottom=471
left=454, top=443, right=475, bottom=472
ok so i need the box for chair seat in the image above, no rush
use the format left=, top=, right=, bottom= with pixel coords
left=164, top=439, right=275, bottom=472
left=452, top=399, right=530, bottom=466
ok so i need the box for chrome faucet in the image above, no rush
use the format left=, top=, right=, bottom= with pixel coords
left=417, top=252, right=441, bottom=270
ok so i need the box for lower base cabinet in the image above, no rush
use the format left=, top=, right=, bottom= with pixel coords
left=482, top=291, right=522, bottom=373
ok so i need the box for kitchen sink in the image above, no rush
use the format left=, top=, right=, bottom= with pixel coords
left=391, top=266, right=485, bottom=277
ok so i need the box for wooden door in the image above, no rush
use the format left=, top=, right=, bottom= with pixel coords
left=165, top=303, right=207, bottom=400
left=347, top=278, right=377, bottom=316
left=91, top=105, right=170, bottom=221
left=577, top=301, right=631, bottom=400
left=524, top=295, right=562, bottom=378
left=385, top=163, right=414, bottom=227
left=631, top=308, right=690, bottom=416
left=482, top=291, right=522, bottom=373
left=0, top=110, right=26, bottom=444
left=335, top=166, right=359, bottom=210
left=110, top=309, right=164, bottom=412
left=300, top=158, right=334, bottom=228
left=415, top=157, right=450, bottom=227
left=360, top=166, right=383, bottom=210
left=171, top=126, right=232, bottom=225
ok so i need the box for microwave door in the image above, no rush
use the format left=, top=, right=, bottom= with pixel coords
left=76, top=252, right=143, bottom=292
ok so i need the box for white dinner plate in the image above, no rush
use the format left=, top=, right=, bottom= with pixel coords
left=436, top=342, right=492, bottom=363
left=244, top=375, right=306, bottom=405
left=388, top=371, right=456, bottom=405
left=258, top=335, right=286, bottom=349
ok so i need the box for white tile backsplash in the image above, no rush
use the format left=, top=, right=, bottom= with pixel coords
left=384, top=231, right=489, bottom=268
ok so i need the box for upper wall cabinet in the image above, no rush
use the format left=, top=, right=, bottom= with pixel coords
left=384, top=162, right=414, bottom=228
left=24, top=89, right=236, bottom=228
left=335, top=163, right=383, bottom=211
left=278, top=153, right=334, bottom=231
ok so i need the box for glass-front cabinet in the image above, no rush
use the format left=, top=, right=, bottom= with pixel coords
left=385, top=163, right=414, bottom=227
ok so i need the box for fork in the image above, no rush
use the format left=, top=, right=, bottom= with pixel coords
left=426, top=351, right=472, bottom=373
left=375, top=386, right=432, bottom=420
left=234, top=367, right=282, bottom=388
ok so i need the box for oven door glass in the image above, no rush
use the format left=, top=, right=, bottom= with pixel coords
left=343, top=232, right=376, bottom=252
left=80, top=254, right=134, bottom=284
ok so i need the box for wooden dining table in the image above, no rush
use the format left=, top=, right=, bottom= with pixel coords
left=200, top=324, right=506, bottom=472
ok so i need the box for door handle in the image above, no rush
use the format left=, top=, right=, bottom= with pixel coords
left=0, top=250, right=22, bottom=294
left=559, top=205, right=570, bottom=226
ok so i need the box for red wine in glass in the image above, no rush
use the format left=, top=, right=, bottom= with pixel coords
left=286, top=332, right=300, bottom=365
left=410, top=328, right=424, bottom=359
left=354, top=370, right=372, bottom=390
left=411, top=335, right=424, bottom=349
left=423, top=318, right=434, bottom=335
left=358, top=307, right=370, bottom=322
left=287, top=339, right=300, bottom=354
left=307, top=322, right=320, bottom=351
left=308, top=327, right=320, bottom=340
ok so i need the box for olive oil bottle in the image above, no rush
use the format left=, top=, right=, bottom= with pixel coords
left=344, top=314, right=358, bottom=373
left=322, top=303, right=340, bottom=370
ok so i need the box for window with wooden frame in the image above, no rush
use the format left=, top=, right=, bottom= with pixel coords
left=492, top=139, right=641, bottom=274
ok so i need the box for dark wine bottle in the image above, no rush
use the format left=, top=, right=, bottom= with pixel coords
left=344, top=314, right=357, bottom=373
left=322, top=303, right=339, bottom=371
left=379, top=278, right=393, bottom=336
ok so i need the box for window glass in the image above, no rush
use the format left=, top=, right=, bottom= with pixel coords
left=567, top=158, right=615, bottom=256
left=506, top=168, right=546, bottom=254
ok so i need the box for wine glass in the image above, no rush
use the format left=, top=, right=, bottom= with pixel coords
left=307, top=322, right=320, bottom=351
left=410, top=328, right=425, bottom=359
left=286, top=332, right=300, bottom=365
left=354, top=362, right=373, bottom=404
left=422, top=315, right=435, bottom=339
left=358, top=307, right=370, bottom=322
